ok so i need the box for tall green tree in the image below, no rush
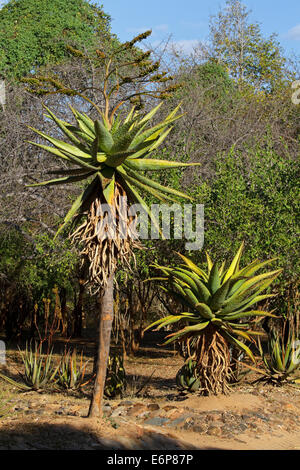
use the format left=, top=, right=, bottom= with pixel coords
left=0, top=0, right=112, bottom=79
left=208, top=0, right=286, bottom=90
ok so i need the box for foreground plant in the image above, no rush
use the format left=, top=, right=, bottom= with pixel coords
left=0, top=341, right=59, bottom=391
left=104, top=354, right=127, bottom=398
left=176, top=358, right=201, bottom=392
left=57, top=348, right=90, bottom=390
left=147, top=242, right=282, bottom=395
left=247, top=318, right=300, bottom=386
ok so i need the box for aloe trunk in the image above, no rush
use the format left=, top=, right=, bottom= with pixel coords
left=88, top=274, right=114, bottom=418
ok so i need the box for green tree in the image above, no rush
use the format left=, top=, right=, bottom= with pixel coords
left=0, top=0, right=112, bottom=79
left=190, top=143, right=299, bottom=293
left=208, top=0, right=286, bottom=90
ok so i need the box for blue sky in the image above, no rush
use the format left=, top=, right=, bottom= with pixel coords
left=0, top=0, right=298, bottom=56
left=100, top=0, right=300, bottom=57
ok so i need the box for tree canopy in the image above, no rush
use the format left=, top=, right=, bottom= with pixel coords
left=0, top=0, right=112, bottom=79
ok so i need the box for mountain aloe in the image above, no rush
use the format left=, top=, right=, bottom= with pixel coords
left=147, top=242, right=282, bottom=394
left=26, top=100, right=197, bottom=416
left=27, top=102, right=195, bottom=288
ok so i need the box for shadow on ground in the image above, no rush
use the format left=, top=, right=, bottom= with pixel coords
left=0, top=421, right=223, bottom=450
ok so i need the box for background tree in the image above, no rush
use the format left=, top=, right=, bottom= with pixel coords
left=0, top=0, right=116, bottom=342
left=207, top=0, right=286, bottom=90
left=0, top=0, right=112, bottom=79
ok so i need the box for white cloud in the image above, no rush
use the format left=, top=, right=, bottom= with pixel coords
left=169, top=39, right=200, bottom=55
left=151, top=38, right=200, bottom=56
left=286, top=24, right=300, bottom=41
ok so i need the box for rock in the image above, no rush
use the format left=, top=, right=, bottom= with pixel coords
left=207, top=425, right=222, bottom=436
left=111, top=406, right=127, bottom=418
left=235, top=423, right=248, bottom=433
left=103, top=405, right=112, bottom=415
left=148, top=409, right=162, bottom=419
left=118, top=400, right=133, bottom=406
left=183, top=416, right=195, bottom=430
left=165, top=408, right=184, bottom=419
left=67, top=410, right=80, bottom=416
left=166, top=416, right=188, bottom=428
left=147, top=403, right=160, bottom=411
left=205, top=412, right=222, bottom=423
left=28, top=402, right=39, bottom=409
left=191, top=424, right=206, bottom=433
left=163, top=405, right=178, bottom=412
left=144, top=417, right=169, bottom=426
left=127, top=404, right=148, bottom=417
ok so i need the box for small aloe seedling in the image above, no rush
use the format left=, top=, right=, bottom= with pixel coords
left=254, top=324, right=300, bottom=385
left=176, top=359, right=201, bottom=392
left=104, top=354, right=126, bottom=398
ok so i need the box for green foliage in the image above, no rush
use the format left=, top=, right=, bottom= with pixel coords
left=0, top=0, right=112, bottom=78
left=0, top=229, right=77, bottom=300
left=147, top=242, right=281, bottom=361
left=175, top=61, right=236, bottom=111
left=190, top=144, right=299, bottom=294
left=0, top=341, right=59, bottom=390
left=209, top=0, right=286, bottom=90
left=176, top=359, right=201, bottom=392
left=57, top=348, right=90, bottom=390
left=27, top=103, right=196, bottom=237
left=104, top=354, right=126, bottom=398
left=256, top=328, right=300, bottom=385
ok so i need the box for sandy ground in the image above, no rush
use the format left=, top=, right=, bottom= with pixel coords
left=1, top=337, right=300, bottom=450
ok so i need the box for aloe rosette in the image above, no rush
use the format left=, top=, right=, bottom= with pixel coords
left=27, top=102, right=198, bottom=287
left=147, top=242, right=282, bottom=394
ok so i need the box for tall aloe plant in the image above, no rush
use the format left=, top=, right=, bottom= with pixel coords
left=26, top=101, right=197, bottom=416
left=147, top=242, right=282, bottom=395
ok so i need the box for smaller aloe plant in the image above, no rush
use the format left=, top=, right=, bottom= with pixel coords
left=251, top=323, right=300, bottom=385
left=146, top=242, right=282, bottom=395
left=176, top=359, right=201, bottom=392
left=0, top=341, right=59, bottom=391
left=57, top=348, right=90, bottom=390
left=104, top=354, right=126, bottom=398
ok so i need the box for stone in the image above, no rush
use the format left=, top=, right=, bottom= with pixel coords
left=183, top=416, right=195, bottom=430
left=111, top=406, right=127, bottom=418
left=191, top=424, right=206, bottom=433
left=144, top=417, right=169, bottom=426
left=127, top=404, right=147, bottom=417
left=163, top=405, right=178, bottom=412
left=166, top=416, right=187, bottom=428
left=207, top=425, right=222, bottom=436
left=147, top=403, right=160, bottom=411
left=205, top=413, right=222, bottom=423
left=165, top=408, right=184, bottom=419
